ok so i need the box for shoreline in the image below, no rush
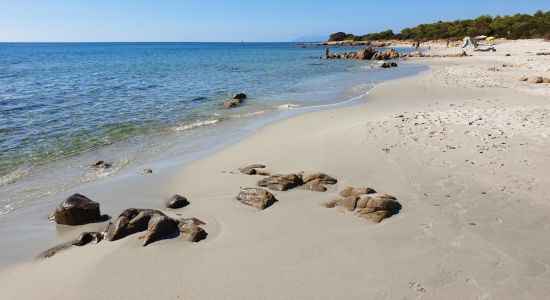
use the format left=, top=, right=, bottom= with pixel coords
left=1, top=39, right=549, bottom=299
left=0, top=60, right=425, bottom=218
left=0, top=62, right=427, bottom=269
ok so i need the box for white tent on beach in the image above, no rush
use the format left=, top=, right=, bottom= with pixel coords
left=461, top=37, right=477, bottom=48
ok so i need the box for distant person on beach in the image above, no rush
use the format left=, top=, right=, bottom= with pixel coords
left=325, top=47, right=330, bottom=59
left=446, top=39, right=450, bottom=47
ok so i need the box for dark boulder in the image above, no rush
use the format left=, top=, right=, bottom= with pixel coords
left=165, top=195, right=189, bottom=209
left=233, top=93, right=247, bottom=100
left=73, top=232, right=103, bottom=246
left=141, top=215, right=178, bottom=246
left=236, top=188, right=277, bottom=210
left=53, top=193, right=101, bottom=225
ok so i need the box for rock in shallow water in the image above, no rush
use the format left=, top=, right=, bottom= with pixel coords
left=88, top=160, right=111, bottom=169
left=236, top=188, right=277, bottom=210
left=53, top=193, right=101, bottom=225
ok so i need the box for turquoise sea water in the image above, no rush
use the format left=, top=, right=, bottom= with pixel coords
left=0, top=42, right=422, bottom=215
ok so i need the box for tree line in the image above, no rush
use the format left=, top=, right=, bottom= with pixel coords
left=329, top=10, right=549, bottom=41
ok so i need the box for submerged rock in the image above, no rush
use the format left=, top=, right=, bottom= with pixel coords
left=88, top=160, right=111, bottom=169
left=236, top=188, right=277, bottom=210
left=165, top=195, right=189, bottom=209
left=257, top=173, right=303, bottom=191
left=53, top=193, right=101, bottom=225
left=224, top=98, right=241, bottom=108
left=140, top=169, right=153, bottom=175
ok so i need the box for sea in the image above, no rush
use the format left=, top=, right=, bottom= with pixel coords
left=0, top=42, right=425, bottom=218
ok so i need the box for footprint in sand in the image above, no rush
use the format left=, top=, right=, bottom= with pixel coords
left=420, top=222, right=433, bottom=237
left=408, top=281, right=427, bottom=293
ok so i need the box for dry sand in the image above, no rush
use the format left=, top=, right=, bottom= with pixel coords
left=0, top=40, right=549, bottom=299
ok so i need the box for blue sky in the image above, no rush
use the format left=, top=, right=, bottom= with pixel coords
left=0, top=0, right=547, bottom=42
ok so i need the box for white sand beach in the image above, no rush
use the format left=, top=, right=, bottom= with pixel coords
left=0, top=40, right=549, bottom=299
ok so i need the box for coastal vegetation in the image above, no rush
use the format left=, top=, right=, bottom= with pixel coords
left=329, top=10, right=550, bottom=41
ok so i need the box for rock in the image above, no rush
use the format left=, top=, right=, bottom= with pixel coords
left=178, top=218, right=206, bottom=226
left=519, top=77, right=528, bottom=81
left=233, top=93, right=247, bottom=100
left=178, top=223, right=207, bottom=242
left=257, top=173, right=303, bottom=191
left=372, top=49, right=399, bottom=60
left=356, top=194, right=402, bottom=223
left=141, top=215, right=178, bottom=246
left=224, top=98, right=241, bottom=108
left=505, top=53, right=511, bottom=56
left=381, top=61, right=398, bottom=68
left=239, top=164, right=266, bottom=175
left=527, top=77, right=543, bottom=84
left=140, top=169, right=153, bottom=175
left=256, top=170, right=271, bottom=176
left=73, top=232, right=103, bottom=246
left=88, top=160, right=111, bottom=169
left=302, top=172, right=337, bottom=185
left=339, top=186, right=376, bottom=197
left=103, top=209, right=165, bottom=241
left=325, top=196, right=359, bottom=211
left=365, top=194, right=400, bottom=211
left=236, top=188, right=277, bottom=210
left=305, top=179, right=327, bottom=192
left=165, top=195, right=189, bottom=209
left=355, top=197, right=370, bottom=210
left=355, top=47, right=376, bottom=60
left=53, top=193, right=101, bottom=225
left=360, top=210, right=394, bottom=223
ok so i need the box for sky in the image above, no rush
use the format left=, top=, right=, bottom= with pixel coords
left=0, top=0, right=548, bottom=42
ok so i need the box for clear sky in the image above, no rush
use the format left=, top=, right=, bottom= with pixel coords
left=0, top=0, right=548, bottom=42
